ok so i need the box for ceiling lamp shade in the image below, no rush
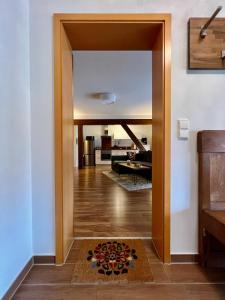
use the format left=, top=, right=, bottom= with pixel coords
left=98, top=92, right=117, bottom=105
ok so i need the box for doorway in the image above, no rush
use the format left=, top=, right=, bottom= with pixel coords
left=54, top=14, right=171, bottom=264
left=73, top=121, right=152, bottom=239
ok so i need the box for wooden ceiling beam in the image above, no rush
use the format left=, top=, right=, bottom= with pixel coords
left=121, top=124, right=146, bottom=151
left=74, top=119, right=152, bottom=125
left=78, top=125, right=84, bottom=169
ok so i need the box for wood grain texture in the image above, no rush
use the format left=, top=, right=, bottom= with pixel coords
left=2, top=258, right=33, bottom=300
left=63, top=22, right=161, bottom=50
left=54, top=15, right=64, bottom=264
left=54, top=18, right=74, bottom=264
left=73, top=166, right=151, bottom=237
left=13, top=283, right=225, bottom=300
left=54, top=13, right=172, bottom=22
left=171, top=254, right=199, bottom=263
left=210, top=154, right=225, bottom=203
left=54, top=13, right=171, bottom=264
left=198, top=130, right=225, bottom=153
left=198, top=131, right=225, bottom=266
left=73, top=119, right=152, bottom=125
left=152, top=25, right=164, bottom=260
left=189, top=18, right=225, bottom=69
left=163, top=14, right=172, bottom=264
left=198, top=153, right=211, bottom=210
left=13, top=240, right=225, bottom=299
left=202, top=210, right=225, bottom=250
left=78, top=125, right=83, bottom=169
left=101, top=136, right=112, bottom=150
left=33, top=256, right=55, bottom=264
left=61, top=25, right=74, bottom=262
left=151, top=16, right=171, bottom=263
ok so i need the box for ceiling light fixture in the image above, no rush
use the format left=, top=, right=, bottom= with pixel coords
left=98, top=92, right=117, bottom=105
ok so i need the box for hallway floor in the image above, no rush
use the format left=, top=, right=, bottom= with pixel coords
left=74, top=166, right=152, bottom=237
left=12, top=166, right=225, bottom=299
left=13, top=240, right=225, bottom=299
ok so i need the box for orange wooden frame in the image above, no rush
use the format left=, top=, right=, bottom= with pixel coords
left=54, top=14, right=171, bottom=264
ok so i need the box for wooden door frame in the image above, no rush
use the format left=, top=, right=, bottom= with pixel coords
left=54, top=14, right=171, bottom=264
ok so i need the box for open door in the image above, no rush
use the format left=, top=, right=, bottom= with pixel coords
left=55, top=23, right=74, bottom=264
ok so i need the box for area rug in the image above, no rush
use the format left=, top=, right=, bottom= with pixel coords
left=102, top=170, right=152, bottom=191
left=72, top=239, right=153, bottom=284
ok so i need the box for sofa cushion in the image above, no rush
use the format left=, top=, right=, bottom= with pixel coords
left=111, top=155, right=128, bottom=164
left=135, top=150, right=152, bottom=163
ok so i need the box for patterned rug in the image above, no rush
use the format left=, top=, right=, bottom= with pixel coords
left=72, top=239, right=153, bottom=283
left=102, top=170, right=152, bottom=191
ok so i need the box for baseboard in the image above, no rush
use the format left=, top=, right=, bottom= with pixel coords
left=63, top=239, right=75, bottom=265
left=74, top=237, right=152, bottom=240
left=2, top=255, right=56, bottom=300
left=2, top=257, right=33, bottom=300
left=171, top=254, right=199, bottom=263
left=2, top=252, right=199, bottom=299
left=33, top=255, right=55, bottom=264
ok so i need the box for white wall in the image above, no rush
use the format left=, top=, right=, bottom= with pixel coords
left=108, top=125, right=152, bottom=144
left=82, top=125, right=151, bottom=146
left=29, top=0, right=225, bottom=256
left=73, top=51, right=152, bottom=119
left=0, top=0, right=32, bottom=298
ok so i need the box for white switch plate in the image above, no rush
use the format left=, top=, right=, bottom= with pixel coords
left=178, top=118, right=190, bottom=130
left=178, top=119, right=190, bottom=139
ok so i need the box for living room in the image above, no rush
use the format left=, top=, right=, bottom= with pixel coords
left=73, top=50, right=153, bottom=238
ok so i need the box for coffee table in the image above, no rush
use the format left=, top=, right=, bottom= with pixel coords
left=117, top=162, right=152, bottom=184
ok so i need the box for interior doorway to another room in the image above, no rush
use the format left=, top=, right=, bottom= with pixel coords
left=74, top=122, right=152, bottom=238
left=54, top=14, right=171, bottom=264
left=72, top=50, right=153, bottom=240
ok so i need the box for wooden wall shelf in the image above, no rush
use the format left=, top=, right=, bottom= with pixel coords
left=188, top=18, right=225, bottom=69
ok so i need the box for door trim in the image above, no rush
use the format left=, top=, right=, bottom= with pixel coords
left=54, top=13, right=171, bottom=264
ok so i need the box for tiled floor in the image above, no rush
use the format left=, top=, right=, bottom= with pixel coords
left=13, top=240, right=225, bottom=299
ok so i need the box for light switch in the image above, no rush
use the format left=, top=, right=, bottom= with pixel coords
left=178, top=119, right=190, bottom=139
left=179, top=119, right=189, bottom=130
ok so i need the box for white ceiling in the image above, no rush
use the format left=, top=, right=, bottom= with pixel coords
left=73, top=51, right=152, bottom=119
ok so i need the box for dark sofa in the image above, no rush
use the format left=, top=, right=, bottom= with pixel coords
left=111, top=150, right=152, bottom=180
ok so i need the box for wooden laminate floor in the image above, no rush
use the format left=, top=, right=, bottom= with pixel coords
left=74, top=166, right=151, bottom=237
left=13, top=166, right=225, bottom=299
left=13, top=240, right=225, bottom=299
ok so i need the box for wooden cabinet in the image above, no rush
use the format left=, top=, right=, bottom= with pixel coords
left=101, top=136, right=112, bottom=149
